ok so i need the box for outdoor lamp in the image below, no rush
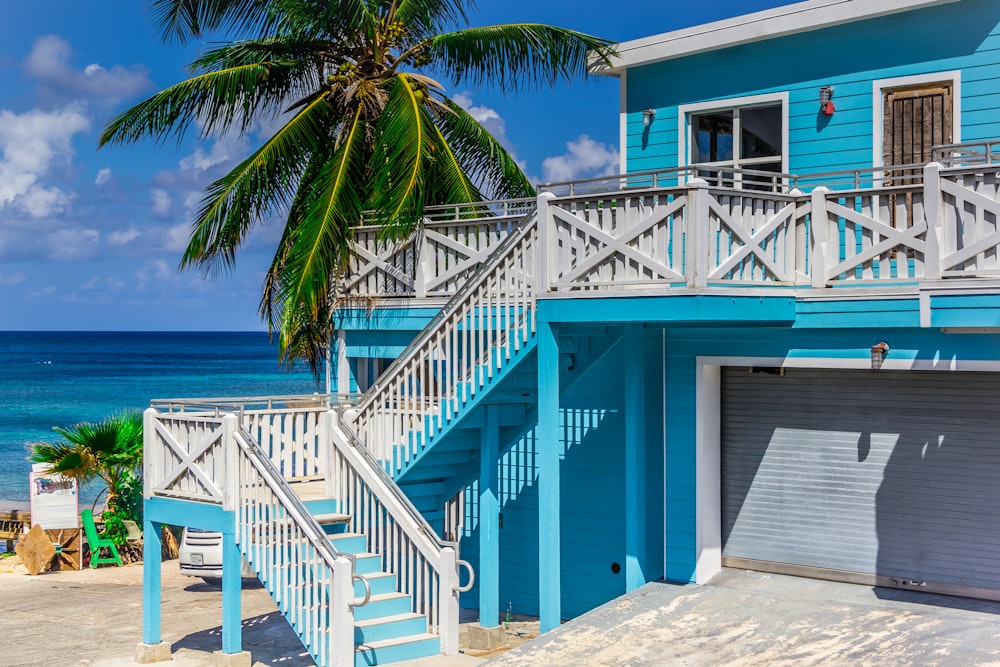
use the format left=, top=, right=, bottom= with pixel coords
left=870, top=341, right=890, bottom=370
left=642, top=108, right=656, bottom=127
left=820, top=85, right=836, bottom=116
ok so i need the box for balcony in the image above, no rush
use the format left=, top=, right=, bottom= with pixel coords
left=341, top=143, right=1000, bottom=306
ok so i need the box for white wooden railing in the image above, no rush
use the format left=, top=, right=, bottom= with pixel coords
left=329, top=419, right=471, bottom=654
left=144, top=404, right=471, bottom=661
left=145, top=412, right=231, bottom=503
left=233, top=421, right=358, bottom=666
left=537, top=161, right=1000, bottom=291
left=342, top=199, right=534, bottom=299
left=348, top=211, right=538, bottom=469
left=151, top=395, right=336, bottom=481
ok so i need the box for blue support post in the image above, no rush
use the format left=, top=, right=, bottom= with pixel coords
left=479, top=404, right=501, bottom=628
left=624, top=325, right=647, bottom=591
left=220, top=530, right=242, bottom=654
left=538, top=321, right=561, bottom=632
left=142, top=519, right=164, bottom=645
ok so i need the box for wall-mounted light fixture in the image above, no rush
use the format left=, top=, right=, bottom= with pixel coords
left=819, top=85, right=836, bottom=116
left=870, top=341, right=890, bottom=370
left=642, top=108, right=657, bottom=127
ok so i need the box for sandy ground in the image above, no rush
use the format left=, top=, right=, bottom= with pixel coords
left=0, top=554, right=533, bottom=666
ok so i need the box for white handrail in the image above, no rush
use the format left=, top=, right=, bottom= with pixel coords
left=329, top=417, right=462, bottom=653
left=351, top=211, right=537, bottom=469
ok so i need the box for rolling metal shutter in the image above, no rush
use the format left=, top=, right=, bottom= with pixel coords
left=721, top=367, right=1000, bottom=599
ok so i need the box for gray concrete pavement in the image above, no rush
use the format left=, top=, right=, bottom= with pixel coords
left=0, top=559, right=486, bottom=666
left=487, top=569, right=1000, bottom=666
left=5, top=559, right=1000, bottom=666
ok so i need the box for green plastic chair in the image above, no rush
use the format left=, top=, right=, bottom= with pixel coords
left=81, top=509, right=123, bottom=568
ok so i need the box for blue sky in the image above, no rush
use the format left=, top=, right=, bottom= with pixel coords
left=0, top=0, right=795, bottom=331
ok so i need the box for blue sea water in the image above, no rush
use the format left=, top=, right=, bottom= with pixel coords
left=0, top=331, right=322, bottom=504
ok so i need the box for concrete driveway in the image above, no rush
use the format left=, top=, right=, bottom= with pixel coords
left=487, top=569, right=1000, bottom=666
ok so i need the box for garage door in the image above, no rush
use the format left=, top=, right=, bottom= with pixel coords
left=721, top=367, right=1000, bottom=599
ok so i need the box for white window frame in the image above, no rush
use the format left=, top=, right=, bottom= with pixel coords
left=678, top=92, right=790, bottom=182
left=872, top=69, right=962, bottom=170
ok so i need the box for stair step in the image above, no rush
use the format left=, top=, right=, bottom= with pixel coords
left=330, top=532, right=367, bottom=555
left=354, top=612, right=427, bottom=644
left=354, top=633, right=439, bottom=667
left=353, top=592, right=413, bottom=621
left=354, top=553, right=383, bottom=575
left=356, top=571, right=396, bottom=597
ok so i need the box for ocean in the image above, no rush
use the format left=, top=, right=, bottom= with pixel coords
left=0, top=331, right=322, bottom=504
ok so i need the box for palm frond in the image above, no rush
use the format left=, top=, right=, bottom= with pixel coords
left=99, top=58, right=317, bottom=146
left=149, top=0, right=277, bottom=43
left=259, top=143, right=333, bottom=338
left=422, top=24, right=617, bottom=91
left=366, top=74, right=436, bottom=238
left=392, top=0, right=471, bottom=41
left=266, top=106, right=368, bottom=348
left=431, top=95, right=534, bottom=200
left=181, top=93, right=336, bottom=274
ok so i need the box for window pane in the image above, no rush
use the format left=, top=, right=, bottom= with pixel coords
left=692, top=111, right=734, bottom=163
left=741, top=105, right=782, bottom=159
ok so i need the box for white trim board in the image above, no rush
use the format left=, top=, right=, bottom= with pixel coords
left=599, top=0, right=960, bottom=74
left=872, top=70, right=963, bottom=170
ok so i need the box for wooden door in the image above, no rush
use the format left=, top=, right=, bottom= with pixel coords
left=883, top=82, right=953, bottom=170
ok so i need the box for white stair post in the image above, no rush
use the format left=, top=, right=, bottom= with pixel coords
left=536, top=192, right=556, bottom=294
left=438, top=546, right=459, bottom=655
left=686, top=178, right=710, bottom=288
left=332, top=556, right=355, bottom=664
left=415, top=225, right=430, bottom=299
left=810, top=187, right=831, bottom=288
left=923, top=162, right=943, bottom=280
left=221, top=413, right=238, bottom=513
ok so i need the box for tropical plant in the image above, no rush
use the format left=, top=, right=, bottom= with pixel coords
left=99, top=0, right=616, bottom=371
left=28, top=410, right=144, bottom=547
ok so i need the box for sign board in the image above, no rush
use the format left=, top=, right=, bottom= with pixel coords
left=29, top=463, right=79, bottom=529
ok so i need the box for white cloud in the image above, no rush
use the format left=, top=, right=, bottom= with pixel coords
left=24, top=35, right=150, bottom=102
left=0, top=272, right=26, bottom=286
left=107, top=228, right=140, bottom=247
left=541, top=135, right=620, bottom=183
left=19, top=184, right=73, bottom=218
left=165, top=223, right=191, bottom=252
left=136, top=258, right=176, bottom=290
left=0, top=106, right=90, bottom=217
left=95, top=167, right=112, bottom=186
left=151, top=189, right=172, bottom=219
left=452, top=92, right=512, bottom=150
left=48, top=228, right=99, bottom=260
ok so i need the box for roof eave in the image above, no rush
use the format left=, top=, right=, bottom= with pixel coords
left=596, top=0, right=961, bottom=75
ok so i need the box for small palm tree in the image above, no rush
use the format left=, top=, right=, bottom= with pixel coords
left=29, top=410, right=144, bottom=513
left=100, top=0, right=616, bottom=370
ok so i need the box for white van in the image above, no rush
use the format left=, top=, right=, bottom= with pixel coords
left=178, top=527, right=255, bottom=584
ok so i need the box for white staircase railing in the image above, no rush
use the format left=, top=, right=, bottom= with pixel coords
left=329, top=417, right=473, bottom=654
left=233, top=421, right=359, bottom=667
left=144, top=409, right=360, bottom=666
left=348, top=211, right=538, bottom=469
left=343, top=198, right=535, bottom=299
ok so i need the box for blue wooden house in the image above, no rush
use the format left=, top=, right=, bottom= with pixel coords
left=136, top=0, right=1000, bottom=665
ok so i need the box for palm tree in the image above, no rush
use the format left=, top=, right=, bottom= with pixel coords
left=99, top=0, right=615, bottom=370
left=29, top=410, right=144, bottom=512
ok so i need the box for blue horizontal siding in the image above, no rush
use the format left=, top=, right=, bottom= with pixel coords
left=627, top=0, right=1000, bottom=176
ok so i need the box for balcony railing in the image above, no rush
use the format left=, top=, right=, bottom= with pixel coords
left=343, top=160, right=1000, bottom=298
